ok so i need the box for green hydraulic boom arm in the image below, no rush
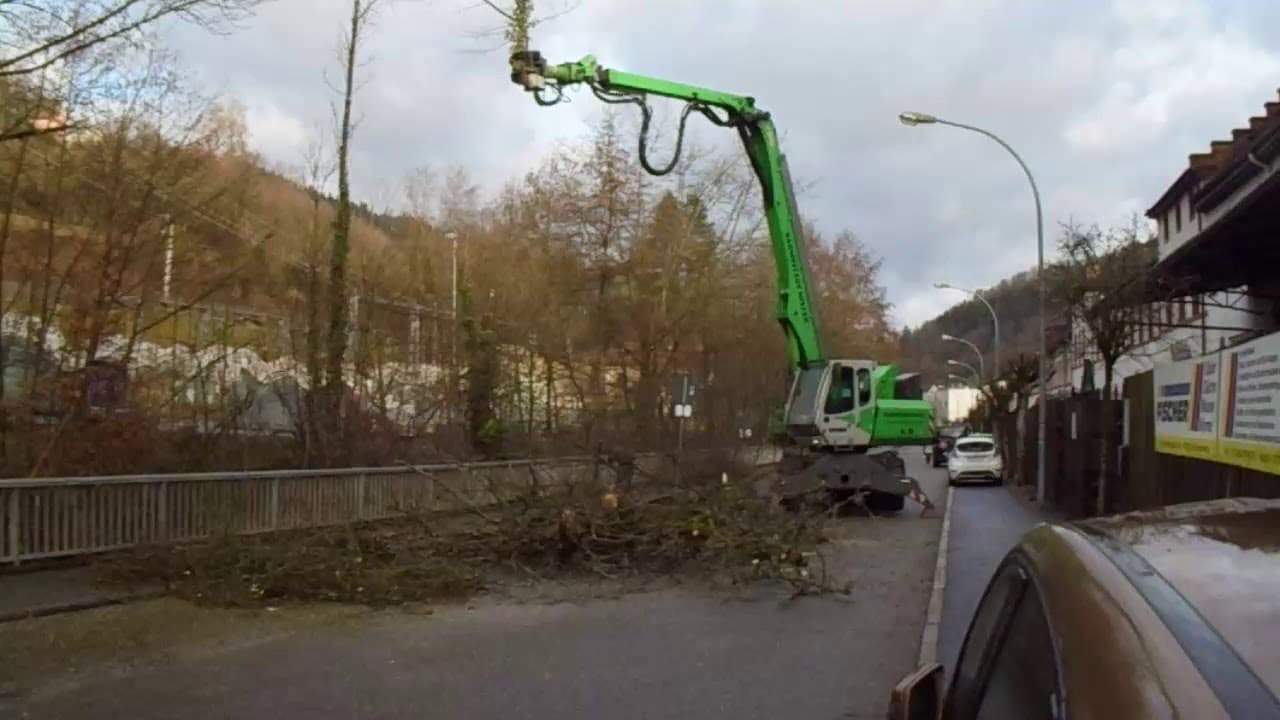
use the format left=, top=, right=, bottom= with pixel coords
left=509, top=50, right=937, bottom=514
left=510, top=52, right=825, bottom=371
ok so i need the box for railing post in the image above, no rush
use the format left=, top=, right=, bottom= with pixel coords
left=460, top=463, right=470, bottom=508
left=356, top=472, right=367, bottom=521
left=7, top=489, right=19, bottom=566
left=157, top=481, right=169, bottom=542
left=270, top=477, right=281, bottom=530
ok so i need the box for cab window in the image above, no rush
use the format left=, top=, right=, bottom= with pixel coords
left=857, top=367, right=872, bottom=405
left=824, top=365, right=855, bottom=414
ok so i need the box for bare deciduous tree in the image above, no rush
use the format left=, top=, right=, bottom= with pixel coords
left=1051, top=220, right=1155, bottom=399
left=1051, top=219, right=1155, bottom=513
left=0, top=0, right=264, bottom=143
left=322, top=0, right=378, bottom=458
left=0, top=0, right=261, bottom=78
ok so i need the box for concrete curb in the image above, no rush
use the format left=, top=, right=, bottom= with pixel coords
left=918, top=485, right=954, bottom=667
left=0, top=589, right=166, bottom=624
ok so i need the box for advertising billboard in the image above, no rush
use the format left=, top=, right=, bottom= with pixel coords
left=1219, top=337, right=1280, bottom=473
left=1153, top=355, right=1220, bottom=460
left=1154, top=332, right=1280, bottom=473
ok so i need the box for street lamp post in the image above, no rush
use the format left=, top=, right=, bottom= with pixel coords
left=936, top=282, right=999, bottom=380
left=901, top=111, right=1047, bottom=504
left=941, top=333, right=984, bottom=381
left=947, top=359, right=980, bottom=384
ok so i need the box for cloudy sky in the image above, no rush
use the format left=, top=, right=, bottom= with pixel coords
left=163, top=0, right=1280, bottom=328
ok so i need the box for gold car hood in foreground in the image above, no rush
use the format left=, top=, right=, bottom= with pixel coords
left=1082, top=498, right=1280, bottom=702
left=1008, top=497, right=1280, bottom=720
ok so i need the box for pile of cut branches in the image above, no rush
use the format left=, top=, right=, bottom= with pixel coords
left=101, top=457, right=846, bottom=607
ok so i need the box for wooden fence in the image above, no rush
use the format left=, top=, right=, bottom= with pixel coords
left=999, top=397, right=1122, bottom=518
left=995, top=371, right=1280, bottom=518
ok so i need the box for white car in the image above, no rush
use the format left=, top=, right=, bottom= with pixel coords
left=946, top=434, right=1003, bottom=485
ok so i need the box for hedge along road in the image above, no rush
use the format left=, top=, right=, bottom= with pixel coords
left=3, top=450, right=947, bottom=720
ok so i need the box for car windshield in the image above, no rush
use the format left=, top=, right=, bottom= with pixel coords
left=956, top=440, right=995, bottom=454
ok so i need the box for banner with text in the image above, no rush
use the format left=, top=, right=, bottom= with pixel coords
left=1219, top=334, right=1280, bottom=473
left=1154, top=331, right=1280, bottom=474
left=1154, top=353, right=1220, bottom=461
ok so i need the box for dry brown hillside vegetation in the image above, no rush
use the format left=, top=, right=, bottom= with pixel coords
left=0, top=12, right=901, bottom=477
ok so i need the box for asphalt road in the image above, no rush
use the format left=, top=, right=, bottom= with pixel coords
left=937, top=476, right=1053, bottom=679
left=6, top=451, right=947, bottom=720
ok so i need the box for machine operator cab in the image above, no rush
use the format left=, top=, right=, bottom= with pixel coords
left=785, top=360, right=876, bottom=450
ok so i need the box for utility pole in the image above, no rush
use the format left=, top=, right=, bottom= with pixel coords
left=446, top=230, right=459, bottom=423
left=164, top=217, right=177, bottom=418
left=449, top=231, right=459, bottom=327
left=348, top=293, right=360, bottom=362
left=409, top=311, right=421, bottom=365
left=162, top=217, right=176, bottom=304
left=431, top=301, right=438, bottom=363
left=677, top=373, right=688, bottom=454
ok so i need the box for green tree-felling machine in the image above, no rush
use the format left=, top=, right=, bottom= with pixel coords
left=510, top=50, right=935, bottom=512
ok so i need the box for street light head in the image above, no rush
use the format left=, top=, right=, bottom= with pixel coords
left=899, top=111, right=938, bottom=127
left=947, top=359, right=961, bottom=366
left=933, top=282, right=952, bottom=290
left=444, top=231, right=458, bottom=240
left=941, top=333, right=956, bottom=341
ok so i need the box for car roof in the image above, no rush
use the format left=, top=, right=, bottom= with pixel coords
left=955, top=434, right=992, bottom=442
left=1078, top=498, right=1280, bottom=702
left=1014, top=498, right=1280, bottom=718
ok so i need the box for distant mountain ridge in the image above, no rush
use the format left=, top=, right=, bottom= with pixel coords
left=899, top=269, right=1045, bottom=386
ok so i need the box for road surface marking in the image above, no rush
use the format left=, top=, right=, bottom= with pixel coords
left=918, top=485, right=954, bottom=667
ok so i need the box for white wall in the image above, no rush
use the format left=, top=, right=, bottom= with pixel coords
left=947, top=388, right=981, bottom=422
left=1157, top=153, right=1280, bottom=263
left=1157, top=193, right=1199, bottom=261
left=1054, top=289, right=1274, bottom=396
left=925, top=385, right=981, bottom=422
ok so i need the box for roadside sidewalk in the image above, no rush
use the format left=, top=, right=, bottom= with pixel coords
left=0, top=565, right=162, bottom=623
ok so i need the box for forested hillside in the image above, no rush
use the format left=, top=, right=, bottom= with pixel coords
left=899, top=269, right=1047, bottom=387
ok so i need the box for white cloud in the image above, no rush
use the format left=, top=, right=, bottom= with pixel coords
left=1065, top=0, right=1280, bottom=155
left=160, top=0, right=1280, bottom=334
left=243, top=102, right=308, bottom=160
left=895, top=291, right=956, bottom=329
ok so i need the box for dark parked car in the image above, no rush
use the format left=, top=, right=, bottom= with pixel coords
left=927, top=423, right=970, bottom=467
left=888, top=497, right=1280, bottom=720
